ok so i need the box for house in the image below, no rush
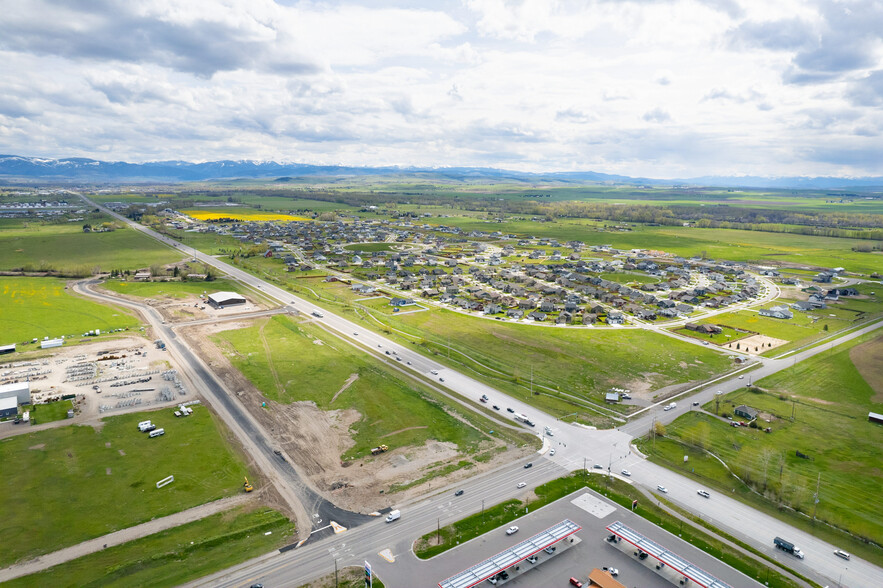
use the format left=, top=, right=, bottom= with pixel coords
left=759, top=305, right=793, bottom=320
left=734, top=405, right=758, bottom=420
left=606, top=311, right=624, bottom=325
left=582, top=313, right=598, bottom=324
left=484, top=303, right=502, bottom=315
left=389, top=297, right=415, bottom=307
left=791, top=301, right=814, bottom=312
left=528, top=311, right=547, bottom=321
left=506, top=309, right=524, bottom=319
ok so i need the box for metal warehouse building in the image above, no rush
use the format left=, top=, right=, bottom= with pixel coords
left=207, top=292, right=247, bottom=309
left=0, top=382, right=31, bottom=405
left=0, top=396, right=17, bottom=419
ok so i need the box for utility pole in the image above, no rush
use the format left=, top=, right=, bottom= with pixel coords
left=334, top=558, right=338, bottom=588
left=530, top=364, right=533, bottom=396
left=437, top=517, right=440, bottom=544
left=812, top=472, right=821, bottom=522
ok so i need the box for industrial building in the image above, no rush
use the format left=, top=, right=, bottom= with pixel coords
left=0, top=382, right=31, bottom=405
left=207, top=291, right=247, bottom=309
left=0, top=396, right=17, bottom=418
left=0, top=343, right=15, bottom=355
left=41, top=338, right=64, bottom=349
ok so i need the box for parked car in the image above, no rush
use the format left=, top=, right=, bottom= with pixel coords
left=527, top=555, right=537, bottom=564
left=569, top=578, right=583, bottom=587
left=657, top=485, right=668, bottom=493
left=524, top=462, right=533, bottom=469
left=593, top=464, right=603, bottom=469
left=621, top=469, right=631, bottom=476
left=697, top=489, right=711, bottom=498
left=604, top=567, right=619, bottom=577
left=692, top=401, right=700, bottom=406
left=549, top=448, right=556, bottom=456
left=544, top=546, right=556, bottom=554
left=455, top=489, right=464, bottom=497
left=517, top=482, right=527, bottom=489
left=506, top=526, right=519, bottom=535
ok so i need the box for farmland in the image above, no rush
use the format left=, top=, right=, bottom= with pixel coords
left=212, top=315, right=491, bottom=457
left=642, top=330, right=883, bottom=559
left=0, top=220, right=181, bottom=274
left=5, top=506, right=294, bottom=588
left=0, top=407, right=252, bottom=567
left=100, top=278, right=243, bottom=300
left=181, top=208, right=311, bottom=222
left=0, top=277, right=140, bottom=344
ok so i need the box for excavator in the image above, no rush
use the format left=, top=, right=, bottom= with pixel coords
left=243, top=477, right=253, bottom=493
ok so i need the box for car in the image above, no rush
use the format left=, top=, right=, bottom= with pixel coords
left=506, top=526, right=519, bottom=535
left=273, top=449, right=282, bottom=456
left=621, top=469, right=631, bottom=476
left=663, top=405, right=672, bottom=411
left=250, top=584, right=264, bottom=588
left=657, top=485, right=668, bottom=493
left=499, top=571, right=509, bottom=580
left=487, top=577, right=497, bottom=585
left=738, top=375, right=745, bottom=379
left=549, top=448, right=556, bottom=456
left=385, top=350, right=391, bottom=355
left=396, top=357, right=401, bottom=361
left=697, top=489, right=711, bottom=498
left=377, top=344, right=382, bottom=348
left=353, top=332, right=358, bottom=336
left=439, top=377, right=445, bottom=382
left=593, top=464, right=603, bottom=469
left=834, top=549, right=851, bottom=560
left=544, top=546, right=556, bottom=554
left=569, top=577, right=583, bottom=587
left=604, top=567, right=619, bottom=577
left=406, top=361, right=411, bottom=365
left=517, top=482, right=527, bottom=488
left=524, top=462, right=533, bottom=468
left=703, top=341, right=709, bottom=345
left=430, top=369, right=439, bottom=375
left=492, top=405, right=500, bottom=410
left=481, top=394, right=489, bottom=401
left=506, top=407, right=515, bottom=413
left=638, top=551, right=648, bottom=560
left=527, top=555, right=538, bottom=564
left=455, top=489, right=464, bottom=497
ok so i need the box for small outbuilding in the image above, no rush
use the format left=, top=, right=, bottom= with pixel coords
left=734, top=404, right=758, bottom=420
left=207, top=292, right=247, bottom=309
left=0, top=343, right=15, bottom=355
left=0, top=395, right=17, bottom=419
left=605, top=392, right=620, bottom=403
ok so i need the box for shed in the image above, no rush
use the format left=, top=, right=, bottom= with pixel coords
left=41, top=338, right=64, bottom=349
left=0, top=395, right=17, bottom=419
left=0, top=343, right=15, bottom=355
left=605, top=392, right=620, bottom=403
left=207, top=292, right=246, bottom=308
left=734, top=405, right=758, bottom=420
left=869, top=412, right=883, bottom=425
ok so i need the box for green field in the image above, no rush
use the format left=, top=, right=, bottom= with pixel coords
left=364, top=306, right=733, bottom=408
left=701, top=308, right=853, bottom=355
left=645, top=330, right=883, bottom=555
left=6, top=506, right=294, bottom=588
left=0, top=407, right=252, bottom=567
left=600, top=271, right=659, bottom=285
left=100, top=278, right=242, bottom=300
left=343, top=242, right=396, bottom=252
left=213, top=315, right=491, bottom=458
left=0, top=277, right=140, bottom=344
left=27, top=400, right=74, bottom=424
left=0, top=221, right=181, bottom=273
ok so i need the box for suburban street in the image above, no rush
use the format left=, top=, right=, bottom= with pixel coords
left=84, top=195, right=883, bottom=587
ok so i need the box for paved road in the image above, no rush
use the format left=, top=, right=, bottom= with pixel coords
left=84, top=196, right=883, bottom=587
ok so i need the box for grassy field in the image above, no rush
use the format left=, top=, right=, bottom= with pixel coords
left=100, top=278, right=243, bottom=300
left=413, top=472, right=802, bottom=588
left=644, top=330, right=883, bottom=558
left=212, top=315, right=490, bottom=458
left=6, top=506, right=294, bottom=588
left=27, top=399, right=74, bottom=424
left=0, top=407, right=252, bottom=567
left=700, top=309, right=853, bottom=355
left=0, top=277, right=140, bottom=344
left=0, top=221, right=181, bottom=273
left=600, top=272, right=659, bottom=284
left=364, top=306, right=733, bottom=406
left=343, top=242, right=396, bottom=252
left=158, top=227, right=246, bottom=256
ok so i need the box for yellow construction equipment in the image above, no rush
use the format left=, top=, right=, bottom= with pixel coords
left=370, top=444, right=389, bottom=455
left=243, top=477, right=254, bottom=493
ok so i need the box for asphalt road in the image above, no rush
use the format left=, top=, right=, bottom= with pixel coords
left=85, top=196, right=883, bottom=587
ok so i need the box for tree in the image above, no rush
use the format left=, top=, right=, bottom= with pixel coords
left=653, top=421, right=667, bottom=437
left=823, top=324, right=828, bottom=331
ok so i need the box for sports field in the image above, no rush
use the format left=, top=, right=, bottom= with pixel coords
left=0, top=277, right=139, bottom=344
left=0, top=407, right=252, bottom=567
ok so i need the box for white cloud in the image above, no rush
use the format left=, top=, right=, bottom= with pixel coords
left=0, top=0, right=880, bottom=177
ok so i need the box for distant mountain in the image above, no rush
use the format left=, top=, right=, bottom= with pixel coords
left=1, top=154, right=881, bottom=190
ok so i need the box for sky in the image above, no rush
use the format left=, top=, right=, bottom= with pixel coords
left=1, top=0, right=882, bottom=178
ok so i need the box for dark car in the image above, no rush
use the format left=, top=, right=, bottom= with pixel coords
left=524, top=462, right=533, bottom=469
left=492, top=405, right=500, bottom=410
left=455, top=489, right=464, bottom=496
left=506, top=407, right=515, bottom=413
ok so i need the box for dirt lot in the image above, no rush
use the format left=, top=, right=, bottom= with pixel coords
left=728, top=333, right=788, bottom=354
left=179, top=318, right=530, bottom=513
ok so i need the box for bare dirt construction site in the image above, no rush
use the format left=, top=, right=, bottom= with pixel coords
left=730, top=334, right=788, bottom=354
left=179, top=317, right=530, bottom=514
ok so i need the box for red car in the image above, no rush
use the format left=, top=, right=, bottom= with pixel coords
left=569, top=578, right=583, bottom=587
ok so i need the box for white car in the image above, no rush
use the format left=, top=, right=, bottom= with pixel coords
left=738, top=375, right=745, bottom=379
left=697, top=489, right=711, bottom=498
left=506, top=526, right=519, bottom=535
left=657, top=485, right=668, bottom=493
left=517, top=482, right=526, bottom=489
left=621, top=469, right=631, bottom=476
left=549, top=448, right=556, bottom=456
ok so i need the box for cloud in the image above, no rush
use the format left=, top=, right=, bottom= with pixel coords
left=847, top=70, right=883, bottom=106
left=555, top=108, right=595, bottom=123
left=642, top=108, right=671, bottom=123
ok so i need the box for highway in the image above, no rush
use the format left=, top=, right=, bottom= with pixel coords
left=84, top=196, right=883, bottom=587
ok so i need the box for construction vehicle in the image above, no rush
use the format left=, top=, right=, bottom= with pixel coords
left=243, top=477, right=254, bottom=493
left=370, top=444, right=389, bottom=455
